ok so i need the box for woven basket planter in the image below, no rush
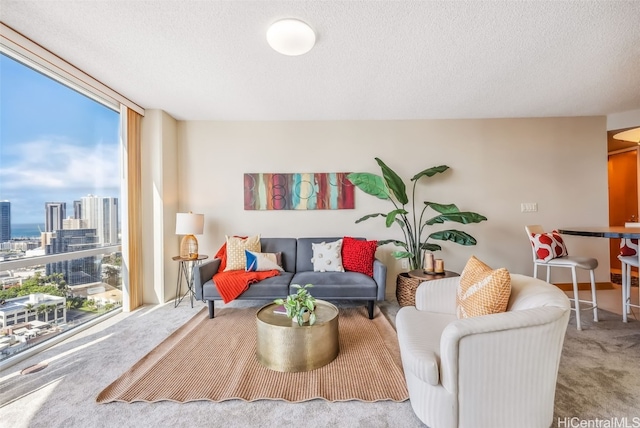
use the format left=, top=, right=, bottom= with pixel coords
left=396, top=273, right=422, bottom=307
left=396, top=271, right=460, bottom=307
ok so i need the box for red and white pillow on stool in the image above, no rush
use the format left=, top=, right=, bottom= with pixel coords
left=529, top=230, right=569, bottom=262
left=620, top=239, right=638, bottom=257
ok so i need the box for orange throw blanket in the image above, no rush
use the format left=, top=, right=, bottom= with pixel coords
left=212, top=242, right=280, bottom=303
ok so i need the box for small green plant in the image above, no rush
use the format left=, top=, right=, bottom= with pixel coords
left=274, top=284, right=317, bottom=326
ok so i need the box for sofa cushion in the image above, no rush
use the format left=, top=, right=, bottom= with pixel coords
left=224, top=235, right=261, bottom=271
left=291, top=271, right=377, bottom=298
left=202, top=272, right=293, bottom=300
left=342, top=236, right=377, bottom=277
left=260, top=238, right=297, bottom=272
left=311, top=239, right=345, bottom=272
left=456, top=256, right=511, bottom=319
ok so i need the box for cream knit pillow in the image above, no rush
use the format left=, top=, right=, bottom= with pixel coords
left=456, top=256, right=511, bottom=319
left=223, top=235, right=261, bottom=271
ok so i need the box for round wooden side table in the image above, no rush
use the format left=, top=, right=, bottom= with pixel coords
left=396, top=270, right=459, bottom=307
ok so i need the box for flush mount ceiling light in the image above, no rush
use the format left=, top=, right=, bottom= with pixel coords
left=267, top=18, right=316, bottom=56
left=613, top=127, right=640, bottom=144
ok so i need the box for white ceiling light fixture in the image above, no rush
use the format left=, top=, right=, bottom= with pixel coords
left=267, top=18, right=316, bottom=56
left=613, top=127, right=640, bottom=144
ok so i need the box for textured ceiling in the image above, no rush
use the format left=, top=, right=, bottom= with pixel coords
left=1, top=0, right=639, bottom=123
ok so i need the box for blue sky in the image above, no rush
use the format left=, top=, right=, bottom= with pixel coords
left=0, top=53, right=120, bottom=224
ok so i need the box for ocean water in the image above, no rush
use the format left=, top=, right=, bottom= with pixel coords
left=11, top=223, right=44, bottom=238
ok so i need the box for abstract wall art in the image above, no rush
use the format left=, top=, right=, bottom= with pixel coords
left=244, top=172, right=355, bottom=210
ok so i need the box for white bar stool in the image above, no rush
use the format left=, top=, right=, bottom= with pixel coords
left=525, top=225, right=598, bottom=331
left=620, top=222, right=640, bottom=322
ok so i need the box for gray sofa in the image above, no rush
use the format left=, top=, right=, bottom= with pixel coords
left=193, top=237, right=387, bottom=319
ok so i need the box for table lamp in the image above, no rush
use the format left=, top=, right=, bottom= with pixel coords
left=176, top=212, right=204, bottom=259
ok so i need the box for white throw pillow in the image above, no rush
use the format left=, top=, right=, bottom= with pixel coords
left=245, top=250, right=283, bottom=272
left=311, top=239, right=345, bottom=272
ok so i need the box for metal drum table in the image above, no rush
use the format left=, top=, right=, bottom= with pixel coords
left=256, top=299, right=339, bottom=372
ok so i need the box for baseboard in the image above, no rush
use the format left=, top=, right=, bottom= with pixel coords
left=554, top=282, right=615, bottom=291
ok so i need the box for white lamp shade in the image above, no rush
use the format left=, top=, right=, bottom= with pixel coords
left=267, top=19, right=316, bottom=56
left=175, top=212, right=204, bottom=235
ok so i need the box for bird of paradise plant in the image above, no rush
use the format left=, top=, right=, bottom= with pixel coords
left=347, top=158, right=487, bottom=270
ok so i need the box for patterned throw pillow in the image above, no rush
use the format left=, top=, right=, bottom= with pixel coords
left=341, top=236, right=377, bottom=277
left=311, top=239, right=345, bottom=272
left=245, top=250, right=283, bottom=272
left=529, top=231, right=568, bottom=262
left=223, top=235, right=261, bottom=271
left=620, top=239, right=639, bottom=257
left=456, top=256, right=511, bottom=319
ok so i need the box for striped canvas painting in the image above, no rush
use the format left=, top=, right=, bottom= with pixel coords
left=244, top=172, right=355, bottom=210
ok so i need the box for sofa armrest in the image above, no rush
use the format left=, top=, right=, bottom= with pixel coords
left=193, top=259, right=221, bottom=301
left=373, top=259, right=387, bottom=301
left=402, top=345, right=440, bottom=386
left=415, top=276, right=459, bottom=314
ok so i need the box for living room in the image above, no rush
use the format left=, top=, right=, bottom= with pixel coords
left=1, top=1, right=639, bottom=427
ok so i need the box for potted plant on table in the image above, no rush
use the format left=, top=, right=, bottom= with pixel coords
left=274, top=283, right=317, bottom=326
left=347, top=158, right=487, bottom=270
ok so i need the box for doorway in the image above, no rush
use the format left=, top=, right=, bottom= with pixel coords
left=607, top=141, right=639, bottom=283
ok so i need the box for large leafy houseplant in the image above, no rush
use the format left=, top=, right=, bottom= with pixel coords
left=347, top=158, right=487, bottom=270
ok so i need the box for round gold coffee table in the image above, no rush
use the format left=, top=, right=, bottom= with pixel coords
left=256, top=299, right=339, bottom=372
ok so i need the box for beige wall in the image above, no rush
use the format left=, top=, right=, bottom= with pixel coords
left=169, top=116, right=610, bottom=298
left=141, top=110, right=179, bottom=304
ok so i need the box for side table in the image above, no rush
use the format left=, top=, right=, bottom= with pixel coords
left=396, top=270, right=460, bottom=307
left=173, top=254, right=208, bottom=308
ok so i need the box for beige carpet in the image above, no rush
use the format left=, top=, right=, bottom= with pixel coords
left=96, top=306, right=409, bottom=403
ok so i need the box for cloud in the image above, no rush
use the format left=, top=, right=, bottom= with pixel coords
left=0, top=137, right=120, bottom=191
left=0, top=137, right=121, bottom=223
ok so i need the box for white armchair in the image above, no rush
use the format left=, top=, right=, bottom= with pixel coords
left=396, top=274, right=571, bottom=428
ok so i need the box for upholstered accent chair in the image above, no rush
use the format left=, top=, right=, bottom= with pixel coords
left=396, top=274, right=570, bottom=428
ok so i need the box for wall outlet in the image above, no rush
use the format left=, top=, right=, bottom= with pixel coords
left=401, top=259, right=409, bottom=269
left=520, top=202, right=538, bottom=213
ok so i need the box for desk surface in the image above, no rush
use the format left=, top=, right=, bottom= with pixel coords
left=558, top=227, right=640, bottom=239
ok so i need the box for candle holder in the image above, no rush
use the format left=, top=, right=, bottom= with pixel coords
left=424, top=252, right=435, bottom=274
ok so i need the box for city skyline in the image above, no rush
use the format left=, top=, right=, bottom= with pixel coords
left=0, top=53, right=121, bottom=224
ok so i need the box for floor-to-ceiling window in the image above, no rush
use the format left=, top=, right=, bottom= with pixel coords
left=0, top=52, right=123, bottom=362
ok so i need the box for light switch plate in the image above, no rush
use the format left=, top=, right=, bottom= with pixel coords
left=521, top=202, right=538, bottom=212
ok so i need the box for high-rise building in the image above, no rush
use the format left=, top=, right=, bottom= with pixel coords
left=0, top=201, right=10, bottom=243
left=81, top=195, right=119, bottom=245
left=63, top=217, right=89, bottom=229
left=73, top=200, right=82, bottom=219
left=45, top=202, right=66, bottom=232
left=46, top=228, right=100, bottom=285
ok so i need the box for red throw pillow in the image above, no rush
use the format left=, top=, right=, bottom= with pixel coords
left=529, top=230, right=568, bottom=262
left=620, top=238, right=638, bottom=257
left=342, top=236, right=377, bottom=277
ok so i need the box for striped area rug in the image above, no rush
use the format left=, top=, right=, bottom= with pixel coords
left=96, top=306, right=409, bottom=403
